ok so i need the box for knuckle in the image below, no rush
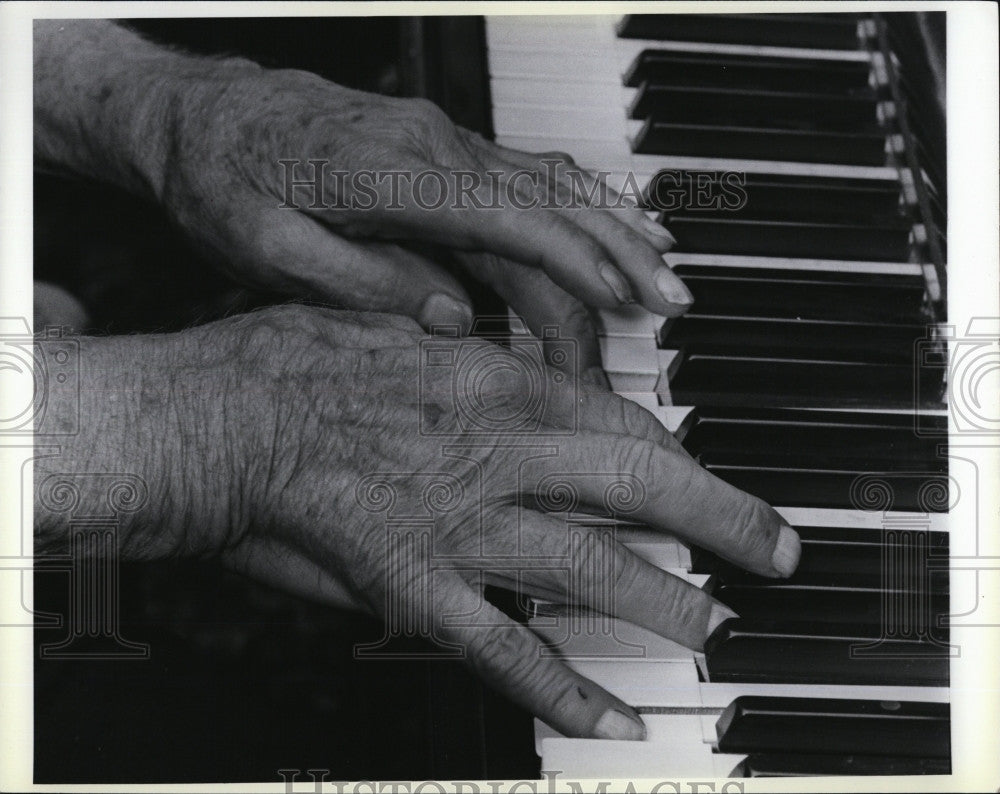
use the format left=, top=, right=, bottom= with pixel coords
left=409, top=97, right=451, bottom=135
left=722, top=489, right=776, bottom=558
left=615, top=396, right=656, bottom=440
left=613, top=436, right=658, bottom=483
left=471, top=628, right=538, bottom=686
left=609, top=552, right=643, bottom=605
left=659, top=579, right=701, bottom=631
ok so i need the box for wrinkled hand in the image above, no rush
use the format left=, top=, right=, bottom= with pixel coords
left=35, top=20, right=695, bottom=379
left=60, top=305, right=799, bottom=740
left=151, top=61, right=692, bottom=332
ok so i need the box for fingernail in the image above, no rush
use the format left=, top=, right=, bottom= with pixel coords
left=599, top=263, right=634, bottom=304
left=642, top=217, right=677, bottom=248
left=655, top=268, right=694, bottom=307
left=771, top=525, right=802, bottom=578
left=419, top=293, right=473, bottom=334
left=594, top=709, right=646, bottom=741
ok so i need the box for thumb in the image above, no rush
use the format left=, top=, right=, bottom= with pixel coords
left=239, top=205, right=474, bottom=332
left=460, top=252, right=609, bottom=388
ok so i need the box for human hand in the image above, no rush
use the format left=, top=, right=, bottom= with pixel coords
left=33, top=21, right=692, bottom=337
left=42, top=305, right=800, bottom=741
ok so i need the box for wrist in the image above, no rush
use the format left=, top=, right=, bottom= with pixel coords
left=33, top=20, right=259, bottom=201
left=33, top=325, right=266, bottom=561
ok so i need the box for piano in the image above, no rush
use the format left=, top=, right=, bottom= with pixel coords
left=485, top=11, right=950, bottom=779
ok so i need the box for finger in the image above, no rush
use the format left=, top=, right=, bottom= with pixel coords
left=241, top=203, right=474, bottom=332
left=526, top=433, right=801, bottom=579
left=459, top=252, right=608, bottom=388
left=221, top=536, right=364, bottom=613
left=436, top=336, right=689, bottom=454
left=475, top=146, right=693, bottom=318
left=575, top=385, right=691, bottom=455
left=508, top=509, right=737, bottom=651
left=462, top=132, right=677, bottom=254
left=332, top=157, right=636, bottom=310
left=436, top=572, right=647, bottom=740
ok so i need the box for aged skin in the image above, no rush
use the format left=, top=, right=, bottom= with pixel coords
left=31, top=20, right=801, bottom=742
left=34, top=305, right=797, bottom=741
left=33, top=20, right=693, bottom=379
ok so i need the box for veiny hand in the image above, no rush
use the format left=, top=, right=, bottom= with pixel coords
left=34, top=20, right=692, bottom=348
left=42, top=305, right=800, bottom=741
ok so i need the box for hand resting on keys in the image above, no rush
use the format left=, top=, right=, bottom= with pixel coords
left=34, top=19, right=693, bottom=367
left=35, top=306, right=801, bottom=742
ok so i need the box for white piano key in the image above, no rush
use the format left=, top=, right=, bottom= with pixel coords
left=494, top=134, right=900, bottom=180
left=650, top=404, right=695, bottom=432
left=618, top=391, right=660, bottom=412
left=596, top=304, right=663, bottom=337
left=491, top=77, right=635, bottom=107
left=535, top=717, right=732, bottom=752
left=599, top=336, right=661, bottom=391
left=486, top=50, right=625, bottom=83
left=493, top=106, right=638, bottom=139
left=540, top=735, right=741, bottom=779
left=662, top=251, right=924, bottom=275
left=607, top=371, right=659, bottom=394
left=530, top=614, right=698, bottom=660
left=562, top=657, right=950, bottom=708
left=486, top=16, right=872, bottom=62
left=538, top=715, right=744, bottom=779
left=625, top=540, right=691, bottom=569
left=775, top=506, right=949, bottom=532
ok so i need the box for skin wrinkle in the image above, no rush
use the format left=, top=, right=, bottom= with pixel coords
left=31, top=19, right=802, bottom=740
left=39, top=20, right=685, bottom=329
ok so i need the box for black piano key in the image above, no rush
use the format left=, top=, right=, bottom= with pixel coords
left=704, top=465, right=949, bottom=512
left=630, top=85, right=880, bottom=133
left=707, top=582, right=950, bottom=627
left=659, top=315, right=927, bottom=364
left=623, top=50, right=873, bottom=95
left=678, top=407, right=947, bottom=486
left=716, top=697, right=950, bottom=758
left=704, top=619, right=950, bottom=686
left=668, top=353, right=945, bottom=409
left=691, top=526, right=949, bottom=589
left=618, top=14, right=863, bottom=50
left=676, top=406, right=947, bottom=473
left=634, top=121, right=888, bottom=166
left=733, top=752, right=950, bottom=776
left=657, top=216, right=911, bottom=261
left=645, top=172, right=905, bottom=225
left=670, top=265, right=929, bottom=323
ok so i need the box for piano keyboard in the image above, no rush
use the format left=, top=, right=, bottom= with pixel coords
left=485, top=12, right=949, bottom=779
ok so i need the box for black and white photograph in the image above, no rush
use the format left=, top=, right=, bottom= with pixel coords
left=1, top=2, right=998, bottom=791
